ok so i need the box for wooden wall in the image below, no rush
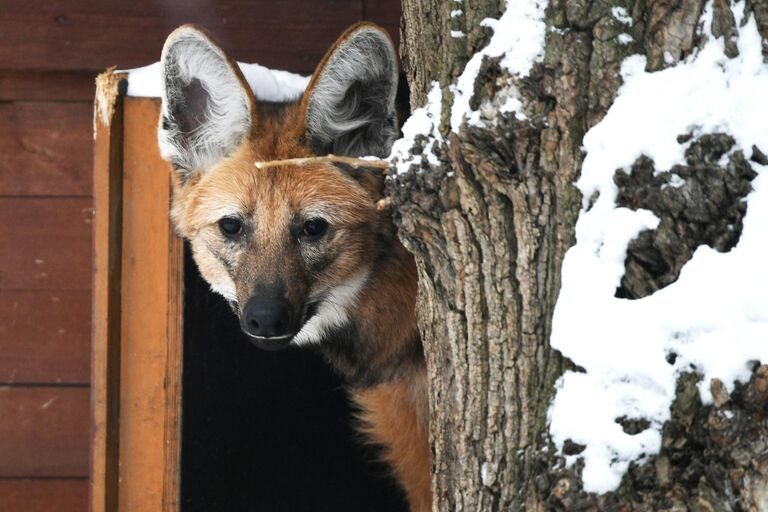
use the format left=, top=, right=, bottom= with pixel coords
left=0, top=2, right=399, bottom=511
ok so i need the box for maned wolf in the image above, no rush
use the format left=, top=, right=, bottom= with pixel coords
left=158, top=24, right=429, bottom=511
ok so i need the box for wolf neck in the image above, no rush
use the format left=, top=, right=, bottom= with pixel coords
left=318, top=239, right=423, bottom=390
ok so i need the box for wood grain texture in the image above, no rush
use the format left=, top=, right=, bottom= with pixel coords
left=0, top=387, right=89, bottom=477
left=0, top=198, right=92, bottom=291
left=118, top=96, right=183, bottom=512
left=0, top=71, right=95, bottom=102
left=0, top=103, right=92, bottom=196
left=90, top=71, right=125, bottom=512
left=366, top=0, right=401, bottom=24
left=0, top=0, right=362, bottom=73
left=366, top=0, right=401, bottom=45
left=163, top=222, right=184, bottom=512
left=0, top=479, right=88, bottom=512
left=0, top=290, right=90, bottom=384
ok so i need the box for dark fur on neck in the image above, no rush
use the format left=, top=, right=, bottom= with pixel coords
left=316, top=220, right=423, bottom=389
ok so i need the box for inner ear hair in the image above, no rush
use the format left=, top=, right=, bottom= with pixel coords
left=304, top=24, right=398, bottom=159
left=158, top=25, right=254, bottom=180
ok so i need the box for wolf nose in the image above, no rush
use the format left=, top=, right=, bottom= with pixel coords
left=241, top=298, right=295, bottom=339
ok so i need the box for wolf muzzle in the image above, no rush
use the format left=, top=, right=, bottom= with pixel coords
left=240, top=297, right=297, bottom=350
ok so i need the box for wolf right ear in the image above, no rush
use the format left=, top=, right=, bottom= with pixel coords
left=158, top=25, right=254, bottom=180
left=302, top=24, right=398, bottom=159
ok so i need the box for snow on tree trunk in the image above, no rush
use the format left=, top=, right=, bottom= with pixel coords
left=391, top=0, right=768, bottom=510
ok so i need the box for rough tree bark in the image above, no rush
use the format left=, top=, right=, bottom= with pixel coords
left=392, top=0, right=768, bottom=510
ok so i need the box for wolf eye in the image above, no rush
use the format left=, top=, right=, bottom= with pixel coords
left=218, top=217, right=243, bottom=239
left=301, top=218, right=328, bottom=240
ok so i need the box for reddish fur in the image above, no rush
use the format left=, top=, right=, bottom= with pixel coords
left=346, top=225, right=430, bottom=510
left=167, top=23, right=430, bottom=511
left=354, top=375, right=431, bottom=512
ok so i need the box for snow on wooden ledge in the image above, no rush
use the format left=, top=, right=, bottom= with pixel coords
left=118, top=61, right=309, bottom=100
left=93, top=62, right=309, bottom=138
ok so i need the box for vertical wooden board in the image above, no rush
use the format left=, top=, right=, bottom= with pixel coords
left=90, top=70, right=125, bottom=512
left=0, top=479, right=88, bottom=512
left=118, top=96, right=183, bottom=512
left=0, top=387, right=89, bottom=477
left=0, top=198, right=92, bottom=291
left=0, top=290, right=90, bottom=384
left=0, top=102, right=93, bottom=196
left=164, top=222, right=184, bottom=511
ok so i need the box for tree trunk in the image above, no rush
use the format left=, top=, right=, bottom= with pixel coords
left=393, top=0, right=768, bottom=510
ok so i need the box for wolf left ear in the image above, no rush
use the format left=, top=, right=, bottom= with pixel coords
left=302, top=24, right=398, bottom=158
left=158, top=25, right=254, bottom=179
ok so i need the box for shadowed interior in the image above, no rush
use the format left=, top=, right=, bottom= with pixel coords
left=180, top=246, right=409, bottom=511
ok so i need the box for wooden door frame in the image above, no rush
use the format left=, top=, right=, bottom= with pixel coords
left=91, top=70, right=184, bottom=512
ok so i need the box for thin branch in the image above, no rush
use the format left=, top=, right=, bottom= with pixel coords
left=375, top=197, right=393, bottom=211
left=253, top=154, right=389, bottom=171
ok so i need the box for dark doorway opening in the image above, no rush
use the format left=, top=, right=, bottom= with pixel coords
left=180, top=246, right=408, bottom=511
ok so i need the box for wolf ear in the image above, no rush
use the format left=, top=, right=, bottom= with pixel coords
left=302, top=24, right=398, bottom=158
left=158, top=25, right=254, bottom=179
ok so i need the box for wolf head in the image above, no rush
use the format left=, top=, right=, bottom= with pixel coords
left=158, top=24, right=399, bottom=351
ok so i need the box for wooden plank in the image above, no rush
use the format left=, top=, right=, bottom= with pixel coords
left=164, top=208, right=184, bottom=512
left=0, top=0, right=362, bottom=74
left=0, top=198, right=92, bottom=291
left=0, top=387, right=89, bottom=477
left=366, top=0, right=401, bottom=46
left=0, top=71, right=95, bottom=101
left=366, top=0, right=401, bottom=25
left=0, top=479, right=88, bottom=512
left=90, top=71, right=125, bottom=512
left=0, top=103, right=92, bottom=196
left=0, top=290, right=90, bottom=384
left=118, top=96, right=183, bottom=512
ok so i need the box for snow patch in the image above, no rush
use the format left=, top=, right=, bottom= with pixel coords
left=387, top=0, right=548, bottom=175
left=481, top=462, right=491, bottom=486
left=450, top=0, right=547, bottom=132
left=389, top=82, right=444, bottom=175
left=549, top=1, right=768, bottom=494
left=499, top=93, right=524, bottom=118
left=119, top=61, right=309, bottom=101
left=611, top=6, right=633, bottom=25
left=618, top=33, right=634, bottom=45
left=663, top=174, right=686, bottom=189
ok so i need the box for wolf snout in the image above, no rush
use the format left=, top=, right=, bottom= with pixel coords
left=241, top=297, right=297, bottom=343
